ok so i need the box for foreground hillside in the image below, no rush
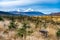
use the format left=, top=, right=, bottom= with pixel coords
left=0, top=15, right=60, bottom=40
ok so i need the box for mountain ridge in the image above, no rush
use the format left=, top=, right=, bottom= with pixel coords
left=0, top=11, right=45, bottom=16
left=0, top=11, right=60, bottom=16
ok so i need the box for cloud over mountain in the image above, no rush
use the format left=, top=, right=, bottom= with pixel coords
left=0, top=0, right=60, bottom=14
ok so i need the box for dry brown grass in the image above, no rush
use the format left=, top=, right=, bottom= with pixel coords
left=0, top=16, right=60, bottom=40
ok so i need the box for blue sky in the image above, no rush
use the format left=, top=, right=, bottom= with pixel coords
left=0, top=0, right=60, bottom=14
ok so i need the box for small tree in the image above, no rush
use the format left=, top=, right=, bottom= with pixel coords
left=56, top=29, right=60, bottom=40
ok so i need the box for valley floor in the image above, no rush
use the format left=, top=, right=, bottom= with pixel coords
left=0, top=16, right=60, bottom=40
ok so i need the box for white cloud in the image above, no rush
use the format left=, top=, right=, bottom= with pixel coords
left=0, top=0, right=59, bottom=14
left=0, top=0, right=58, bottom=7
left=0, top=0, right=38, bottom=7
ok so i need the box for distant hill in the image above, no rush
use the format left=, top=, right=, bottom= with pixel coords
left=10, top=11, right=45, bottom=16
left=0, top=11, right=46, bottom=16
left=0, top=11, right=22, bottom=16
left=21, top=11, right=45, bottom=16
left=1, top=11, right=60, bottom=16
left=0, top=11, right=10, bottom=15
left=49, top=12, right=60, bottom=16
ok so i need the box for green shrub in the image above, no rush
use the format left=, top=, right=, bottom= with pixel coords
left=8, top=21, right=16, bottom=30
left=0, top=16, right=4, bottom=21
left=56, top=29, right=60, bottom=37
left=28, top=30, right=33, bottom=35
left=56, top=29, right=60, bottom=40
